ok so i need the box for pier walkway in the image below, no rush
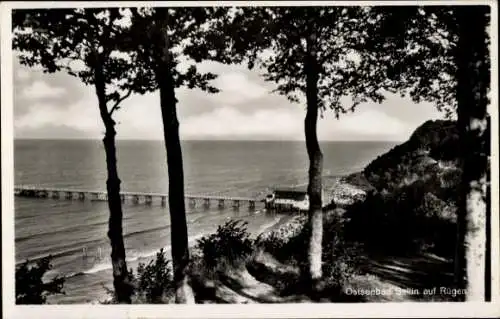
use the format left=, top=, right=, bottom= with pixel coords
left=14, top=185, right=263, bottom=210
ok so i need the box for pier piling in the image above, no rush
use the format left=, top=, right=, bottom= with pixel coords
left=14, top=185, right=262, bottom=211
left=233, top=200, right=240, bottom=208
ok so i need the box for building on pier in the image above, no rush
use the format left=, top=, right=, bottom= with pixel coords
left=264, top=187, right=308, bottom=212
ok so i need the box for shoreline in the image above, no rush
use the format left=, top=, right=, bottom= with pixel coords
left=47, top=178, right=367, bottom=304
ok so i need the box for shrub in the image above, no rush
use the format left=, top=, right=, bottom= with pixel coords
left=344, top=183, right=457, bottom=258
left=322, top=215, right=363, bottom=295
left=196, top=220, right=254, bottom=269
left=255, top=215, right=307, bottom=264
left=16, top=256, right=65, bottom=304
left=254, top=212, right=363, bottom=299
left=100, top=268, right=135, bottom=304
left=135, top=248, right=175, bottom=303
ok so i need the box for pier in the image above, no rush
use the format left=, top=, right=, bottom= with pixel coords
left=14, top=185, right=262, bottom=210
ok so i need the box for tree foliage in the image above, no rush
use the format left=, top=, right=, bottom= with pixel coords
left=363, top=6, right=490, bottom=117
left=12, top=8, right=157, bottom=111
left=196, top=220, right=254, bottom=268
left=16, top=256, right=65, bottom=304
left=135, top=248, right=175, bottom=303
left=224, top=7, right=406, bottom=117
left=116, top=7, right=232, bottom=96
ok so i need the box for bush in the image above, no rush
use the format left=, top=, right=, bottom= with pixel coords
left=322, top=215, right=363, bottom=295
left=258, top=229, right=308, bottom=267
left=254, top=213, right=363, bottom=298
left=135, top=248, right=175, bottom=303
left=100, top=268, right=135, bottom=304
left=344, top=184, right=457, bottom=258
left=255, top=215, right=307, bottom=264
left=16, top=256, right=65, bottom=304
left=195, top=220, right=254, bottom=269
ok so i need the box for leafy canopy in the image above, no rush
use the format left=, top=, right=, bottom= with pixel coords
left=362, top=5, right=490, bottom=117
left=222, top=7, right=393, bottom=118
left=135, top=248, right=175, bottom=303
left=12, top=8, right=156, bottom=116
left=121, top=7, right=233, bottom=95
left=222, top=6, right=483, bottom=119
left=16, top=256, right=65, bottom=304
left=12, top=7, right=232, bottom=114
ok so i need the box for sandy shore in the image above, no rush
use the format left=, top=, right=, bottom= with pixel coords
left=93, top=179, right=367, bottom=304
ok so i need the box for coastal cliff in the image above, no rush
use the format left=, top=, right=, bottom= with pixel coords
left=342, top=119, right=461, bottom=257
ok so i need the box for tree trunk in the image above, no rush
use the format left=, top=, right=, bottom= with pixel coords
left=93, top=53, right=132, bottom=304
left=485, top=151, right=491, bottom=301
left=454, top=6, right=490, bottom=301
left=155, top=8, right=195, bottom=304
left=304, top=31, right=323, bottom=288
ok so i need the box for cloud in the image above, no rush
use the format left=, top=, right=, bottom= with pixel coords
left=14, top=60, right=92, bottom=120
left=318, top=109, right=408, bottom=141
left=13, top=58, right=445, bottom=142
left=15, top=68, right=31, bottom=80
left=15, top=101, right=103, bottom=138
left=317, top=97, right=445, bottom=141
left=211, top=72, right=269, bottom=105
left=14, top=88, right=439, bottom=142
left=112, top=92, right=164, bottom=140
left=180, top=106, right=304, bottom=140
left=22, top=81, right=66, bottom=100
left=176, top=105, right=415, bottom=141
left=14, top=125, right=94, bottom=140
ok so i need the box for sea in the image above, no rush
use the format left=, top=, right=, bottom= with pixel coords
left=13, top=139, right=396, bottom=304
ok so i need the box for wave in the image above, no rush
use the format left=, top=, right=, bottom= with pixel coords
left=83, top=262, right=112, bottom=275
left=123, top=224, right=169, bottom=239
left=16, top=221, right=108, bottom=242
left=14, top=199, right=109, bottom=221
left=64, top=271, right=86, bottom=279
left=16, top=238, right=107, bottom=266
left=256, top=215, right=282, bottom=234
left=76, top=233, right=208, bottom=276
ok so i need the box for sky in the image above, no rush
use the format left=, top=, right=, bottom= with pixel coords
left=13, top=58, right=445, bottom=142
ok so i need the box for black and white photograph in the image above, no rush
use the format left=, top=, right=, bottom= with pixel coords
left=1, top=1, right=499, bottom=318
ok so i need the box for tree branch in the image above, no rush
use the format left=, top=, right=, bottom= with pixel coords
left=108, top=89, right=132, bottom=116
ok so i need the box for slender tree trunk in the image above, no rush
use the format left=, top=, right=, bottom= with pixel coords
left=454, top=6, right=490, bottom=301
left=155, top=8, right=195, bottom=304
left=304, top=31, right=323, bottom=288
left=93, top=53, right=132, bottom=303
left=485, top=153, right=491, bottom=301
